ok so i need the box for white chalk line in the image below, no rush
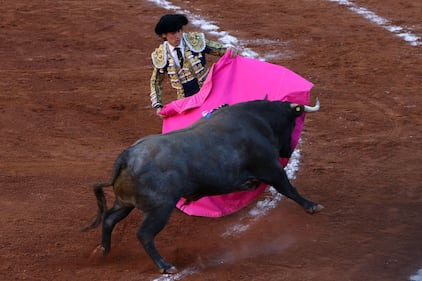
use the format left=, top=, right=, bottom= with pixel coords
left=410, top=268, right=422, bottom=281
left=328, top=0, right=421, bottom=46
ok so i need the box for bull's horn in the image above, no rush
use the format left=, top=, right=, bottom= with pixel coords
left=304, top=98, right=320, bottom=112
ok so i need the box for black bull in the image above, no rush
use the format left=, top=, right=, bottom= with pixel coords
left=83, top=99, right=323, bottom=274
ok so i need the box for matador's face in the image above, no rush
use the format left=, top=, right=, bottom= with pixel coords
left=162, top=29, right=183, bottom=47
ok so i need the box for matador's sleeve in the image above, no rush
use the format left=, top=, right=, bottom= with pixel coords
left=204, top=39, right=228, bottom=57
left=150, top=68, right=165, bottom=108
left=150, top=44, right=168, bottom=108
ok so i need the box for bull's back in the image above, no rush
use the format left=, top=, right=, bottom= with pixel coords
left=117, top=102, right=287, bottom=198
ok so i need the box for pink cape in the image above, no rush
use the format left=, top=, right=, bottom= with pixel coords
left=160, top=51, right=313, bottom=217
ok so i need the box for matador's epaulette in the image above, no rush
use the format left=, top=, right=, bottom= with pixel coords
left=183, top=32, right=206, bottom=53
left=151, top=43, right=168, bottom=69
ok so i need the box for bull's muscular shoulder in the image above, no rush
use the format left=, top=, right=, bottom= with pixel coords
left=151, top=43, right=167, bottom=69
left=183, top=32, right=206, bottom=53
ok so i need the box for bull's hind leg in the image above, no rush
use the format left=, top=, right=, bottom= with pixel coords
left=137, top=206, right=177, bottom=274
left=269, top=168, right=323, bottom=214
left=101, top=201, right=134, bottom=254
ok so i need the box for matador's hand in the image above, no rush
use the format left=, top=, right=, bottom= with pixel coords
left=229, top=48, right=240, bottom=58
left=156, top=107, right=165, bottom=118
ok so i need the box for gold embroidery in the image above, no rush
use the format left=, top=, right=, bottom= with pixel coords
left=183, top=32, right=206, bottom=52
left=151, top=44, right=167, bottom=69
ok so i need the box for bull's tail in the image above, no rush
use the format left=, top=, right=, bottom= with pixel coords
left=82, top=151, right=128, bottom=232
left=81, top=182, right=111, bottom=232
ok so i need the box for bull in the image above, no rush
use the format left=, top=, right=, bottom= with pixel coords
left=83, top=98, right=323, bottom=274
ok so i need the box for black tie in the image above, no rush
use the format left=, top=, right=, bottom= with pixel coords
left=175, top=47, right=184, bottom=67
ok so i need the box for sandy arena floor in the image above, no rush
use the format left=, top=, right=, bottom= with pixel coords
left=1, top=1, right=421, bottom=280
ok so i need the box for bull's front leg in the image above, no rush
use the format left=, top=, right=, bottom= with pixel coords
left=137, top=206, right=177, bottom=274
left=270, top=169, right=324, bottom=214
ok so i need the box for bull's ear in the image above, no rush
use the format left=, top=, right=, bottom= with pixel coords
left=263, top=94, right=269, bottom=100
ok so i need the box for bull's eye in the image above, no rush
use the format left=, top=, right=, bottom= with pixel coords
left=295, top=106, right=301, bottom=112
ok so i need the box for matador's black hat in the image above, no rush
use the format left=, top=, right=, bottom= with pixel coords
left=155, top=14, right=188, bottom=36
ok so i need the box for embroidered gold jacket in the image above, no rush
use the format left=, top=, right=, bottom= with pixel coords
left=150, top=32, right=227, bottom=108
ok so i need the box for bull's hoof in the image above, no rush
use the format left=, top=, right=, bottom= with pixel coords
left=306, top=204, right=324, bottom=214
left=160, top=266, right=178, bottom=274
left=89, top=245, right=107, bottom=262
